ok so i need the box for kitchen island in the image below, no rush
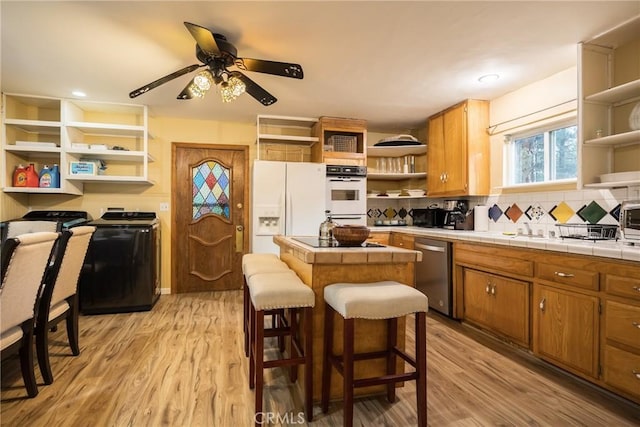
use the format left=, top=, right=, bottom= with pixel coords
left=273, top=235, right=422, bottom=402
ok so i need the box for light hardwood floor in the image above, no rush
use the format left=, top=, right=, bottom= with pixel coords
left=2, top=291, right=639, bottom=426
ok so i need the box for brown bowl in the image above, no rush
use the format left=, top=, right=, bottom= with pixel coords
left=333, top=225, right=370, bottom=246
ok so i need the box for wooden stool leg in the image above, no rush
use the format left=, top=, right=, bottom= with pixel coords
left=254, top=309, right=265, bottom=427
left=343, top=318, right=355, bottom=427
left=289, top=308, right=299, bottom=382
left=249, top=302, right=256, bottom=389
left=243, top=282, right=249, bottom=357
left=415, top=312, right=427, bottom=427
left=321, top=303, right=334, bottom=413
left=303, top=307, right=313, bottom=422
left=386, top=317, right=398, bottom=403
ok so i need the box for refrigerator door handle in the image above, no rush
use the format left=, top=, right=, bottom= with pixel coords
left=285, top=192, right=292, bottom=235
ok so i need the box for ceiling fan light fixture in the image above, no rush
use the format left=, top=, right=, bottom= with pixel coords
left=194, top=70, right=213, bottom=91
left=219, top=76, right=246, bottom=103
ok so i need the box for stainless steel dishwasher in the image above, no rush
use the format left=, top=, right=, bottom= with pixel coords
left=414, top=237, right=452, bottom=316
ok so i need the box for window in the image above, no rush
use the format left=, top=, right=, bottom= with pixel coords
left=505, top=122, right=577, bottom=186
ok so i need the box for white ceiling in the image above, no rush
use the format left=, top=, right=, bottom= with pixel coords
left=2, top=1, right=639, bottom=132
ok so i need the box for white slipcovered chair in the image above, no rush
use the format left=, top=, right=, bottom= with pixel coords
left=35, top=226, right=95, bottom=384
left=6, top=220, right=58, bottom=238
left=0, top=231, right=59, bottom=398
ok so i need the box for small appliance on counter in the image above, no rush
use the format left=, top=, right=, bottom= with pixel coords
left=619, top=200, right=640, bottom=245
left=412, top=207, right=446, bottom=228
left=442, top=199, right=470, bottom=230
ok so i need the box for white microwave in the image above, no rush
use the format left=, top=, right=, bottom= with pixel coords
left=620, top=200, right=640, bottom=244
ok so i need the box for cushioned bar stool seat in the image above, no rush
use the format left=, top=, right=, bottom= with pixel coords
left=242, top=254, right=291, bottom=357
left=247, top=271, right=315, bottom=426
left=321, top=281, right=429, bottom=427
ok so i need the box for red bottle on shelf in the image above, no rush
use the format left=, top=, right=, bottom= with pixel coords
left=25, top=163, right=39, bottom=187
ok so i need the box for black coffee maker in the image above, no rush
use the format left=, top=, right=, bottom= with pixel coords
left=443, top=200, right=473, bottom=230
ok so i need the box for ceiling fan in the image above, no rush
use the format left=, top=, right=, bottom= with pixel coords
left=129, top=22, right=304, bottom=105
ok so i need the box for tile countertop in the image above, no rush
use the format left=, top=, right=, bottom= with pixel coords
left=370, top=226, right=640, bottom=262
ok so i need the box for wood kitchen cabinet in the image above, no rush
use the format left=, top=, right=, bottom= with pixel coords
left=366, top=231, right=390, bottom=246
left=455, top=242, right=532, bottom=346
left=532, top=283, right=600, bottom=379
left=311, top=116, right=367, bottom=166
left=426, top=100, right=489, bottom=197
left=602, top=273, right=640, bottom=402
left=389, top=232, right=414, bottom=249
left=463, top=268, right=530, bottom=347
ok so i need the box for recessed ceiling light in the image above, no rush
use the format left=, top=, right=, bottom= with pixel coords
left=478, top=74, right=500, bottom=83
left=72, top=90, right=87, bottom=97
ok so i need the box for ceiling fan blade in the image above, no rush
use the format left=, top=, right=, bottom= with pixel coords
left=235, top=58, right=303, bottom=79
left=177, top=77, right=197, bottom=100
left=184, top=22, right=221, bottom=56
left=231, top=71, right=277, bottom=106
left=129, top=64, right=202, bottom=98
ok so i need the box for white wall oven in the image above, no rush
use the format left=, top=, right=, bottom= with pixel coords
left=326, top=165, right=367, bottom=226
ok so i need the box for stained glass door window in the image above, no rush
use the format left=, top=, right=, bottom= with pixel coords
left=192, top=160, right=230, bottom=220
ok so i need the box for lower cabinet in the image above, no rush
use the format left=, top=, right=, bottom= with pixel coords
left=463, top=268, right=529, bottom=347
left=532, top=284, right=600, bottom=379
left=602, top=297, right=640, bottom=401
left=366, top=231, right=390, bottom=246
left=389, top=232, right=414, bottom=249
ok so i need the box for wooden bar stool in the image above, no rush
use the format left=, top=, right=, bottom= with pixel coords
left=247, top=270, right=315, bottom=426
left=242, top=254, right=291, bottom=357
left=321, top=281, right=428, bottom=427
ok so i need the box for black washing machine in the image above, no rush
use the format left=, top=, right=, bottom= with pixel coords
left=79, top=211, right=160, bottom=314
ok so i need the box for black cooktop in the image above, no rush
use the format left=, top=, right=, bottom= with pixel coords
left=292, top=236, right=385, bottom=248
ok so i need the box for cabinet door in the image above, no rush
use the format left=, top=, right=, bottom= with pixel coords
left=443, top=103, right=468, bottom=194
left=427, top=113, right=446, bottom=195
left=532, top=284, right=599, bottom=378
left=463, top=269, right=494, bottom=330
left=490, top=274, right=529, bottom=346
left=464, top=268, right=529, bottom=345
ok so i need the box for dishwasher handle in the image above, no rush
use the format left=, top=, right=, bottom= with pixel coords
left=415, top=242, right=445, bottom=252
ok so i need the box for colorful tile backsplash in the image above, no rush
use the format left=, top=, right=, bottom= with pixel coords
left=367, top=187, right=633, bottom=238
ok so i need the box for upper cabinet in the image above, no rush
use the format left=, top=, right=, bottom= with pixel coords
left=579, top=15, right=640, bottom=188
left=426, top=99, right=490, bottom=197
left=2, top=93, right=152, bottom=195
left=311, top=116, right=367, bottom=166
left=256, top=115, right=319, bottom=162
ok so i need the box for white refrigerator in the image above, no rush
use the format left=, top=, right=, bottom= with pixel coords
left=251, top=160, right=326, bottom=254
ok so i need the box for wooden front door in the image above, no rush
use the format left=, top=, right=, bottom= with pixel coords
left=172, top=143, right=249, bottom=293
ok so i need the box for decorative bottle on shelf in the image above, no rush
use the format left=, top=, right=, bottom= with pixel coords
left=13, top=164, right=27, bottom=187
left=319, top=210, right=335, bottom=241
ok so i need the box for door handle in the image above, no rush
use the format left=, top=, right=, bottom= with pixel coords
left=414, top=243, right=444, bottom=252
left=235, top=225, right=244, bottom=253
